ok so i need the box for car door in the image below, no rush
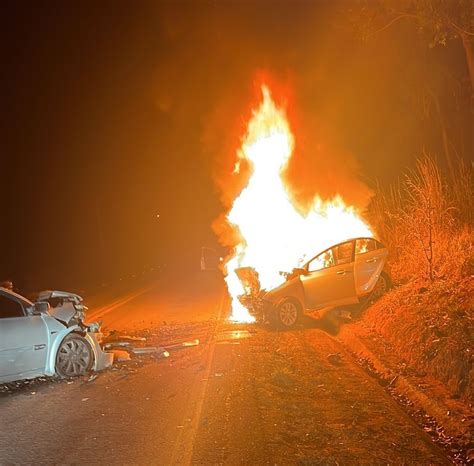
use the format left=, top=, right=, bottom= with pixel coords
left=354, top=238, right=388, bottom=296
left=0, top=292, right=49, bottom=381
left=300, top=240, right=358, bottom=310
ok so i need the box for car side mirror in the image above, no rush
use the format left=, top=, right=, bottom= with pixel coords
left=289, top=267, right=308, bottom=278
left=32, top=301, right=50, bottom=315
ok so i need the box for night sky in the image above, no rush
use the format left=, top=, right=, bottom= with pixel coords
left=2, top=1, right=471, bottom=291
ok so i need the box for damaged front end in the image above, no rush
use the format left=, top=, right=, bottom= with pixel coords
left=37, top=290, right=113, bottom=372
left=234, top=267, right=271, bottom=322
left=37, top=290, right=88, bottom=326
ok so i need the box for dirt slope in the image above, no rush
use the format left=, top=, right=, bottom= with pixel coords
left=338, top=277, right=473, bottom=460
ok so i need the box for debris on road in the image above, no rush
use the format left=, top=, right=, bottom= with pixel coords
left=165, top=339, right=200, bottom=351
left=112, top=350, right=131, bottom=362
left=103, top=341, right=132, bottom=350
left=1, top=320, right=209, bottom=396
left=102, top=332, right=202, bottom=366
left=327, top=353, right=343, bottom=366
left=1, top=375, right=76, bottom=396
left=131, top=347, right=169, bottom=358
left=215, top=330, right=251, bottom=343
left=103, top=334, right=146, bottom=343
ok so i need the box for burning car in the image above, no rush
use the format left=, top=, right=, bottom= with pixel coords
left=235, top=237, right=391, bottom=328
left=0, top=287, right=113, bottom=384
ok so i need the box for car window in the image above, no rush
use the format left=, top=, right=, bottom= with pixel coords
left=308, top=248, right=335, bottom=272
left=335, top=241, right=354, bottom=265
left=0, top=295, right=25, bottom=318
left=355, top=238, right=377, bottom=255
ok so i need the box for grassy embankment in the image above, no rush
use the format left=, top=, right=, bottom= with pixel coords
left=365, top=155, right=473, bottom=402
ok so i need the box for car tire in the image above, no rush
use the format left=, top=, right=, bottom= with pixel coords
left=372, top=272, right=390, bottom=300
left=56, top=334, right=93, bottom=378
left=274, top=298, right=301, bottom=329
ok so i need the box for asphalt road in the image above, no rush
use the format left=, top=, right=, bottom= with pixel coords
left=0, top=272, right=449, bottom=465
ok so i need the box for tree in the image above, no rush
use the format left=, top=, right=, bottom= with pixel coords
left=352, top=0, right=474, bottom=99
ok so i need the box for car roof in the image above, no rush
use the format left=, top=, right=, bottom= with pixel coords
left=324, top=236, right=382, bottom=251
left=305, top=237, right=385, bottom=264
left=0, top=287, right=33, bottom=306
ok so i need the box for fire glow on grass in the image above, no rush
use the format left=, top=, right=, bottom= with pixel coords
left=224, top=86, right=372, bottom=323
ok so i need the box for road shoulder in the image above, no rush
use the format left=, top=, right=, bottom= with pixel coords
left=337, top=319, right=472, bottom=463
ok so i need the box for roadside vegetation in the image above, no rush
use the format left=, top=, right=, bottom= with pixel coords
left=341, top=2, right=473, bottom=454
left=369, top=155, right=473, bottom=284
left=365, top=155, right=473, bottom=402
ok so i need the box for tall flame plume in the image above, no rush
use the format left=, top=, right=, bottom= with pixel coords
left=223, top=86, right=372, bottom=322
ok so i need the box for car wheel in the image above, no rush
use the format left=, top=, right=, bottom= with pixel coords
left=56, top=334, right=93, bottom=378
left=372, top=273, right=390, bottom=300
left=276, top=298, right=301, bottom=328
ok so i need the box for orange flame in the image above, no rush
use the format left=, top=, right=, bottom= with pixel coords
left=223, top=86, right=372, bottom=322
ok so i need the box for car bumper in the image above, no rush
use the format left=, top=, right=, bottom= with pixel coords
left=86, top=332, right=114, bottom=371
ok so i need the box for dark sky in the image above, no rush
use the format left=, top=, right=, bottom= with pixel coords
left=1, top=1, right=471, bottom=291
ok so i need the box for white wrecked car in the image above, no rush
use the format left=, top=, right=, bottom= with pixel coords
left=0, top=288, right=113, bottom=383
left=236, top=237, right=392, bottom=328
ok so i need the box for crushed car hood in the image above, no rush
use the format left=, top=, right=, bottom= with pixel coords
left=235, top=267, right=261, bottom=295
left=37, top=290, right=83, bottom=304
left=37, top=290, right=85, bottom=325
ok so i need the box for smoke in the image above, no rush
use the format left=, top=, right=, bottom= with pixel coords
left=283, top=98, right=373, bottom=212
left=150, top=1, right=383, bottom=252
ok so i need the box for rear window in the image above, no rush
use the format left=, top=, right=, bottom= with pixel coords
left=0, top=295, right=25, bottom=318
left=355, top=238, right=378, bottom=255
left=336, top=242, right=354, bottom=265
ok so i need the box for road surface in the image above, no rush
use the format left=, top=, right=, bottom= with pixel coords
left=0, top=272, right=449, bottom=465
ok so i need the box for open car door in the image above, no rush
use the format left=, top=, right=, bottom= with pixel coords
left=300, top=240, right=358, bottom=310
left=354, top=238, right=388, bottom=295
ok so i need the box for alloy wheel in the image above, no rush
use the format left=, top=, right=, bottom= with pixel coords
left=372, top=275, right=388, bottom=300
left=279, top=301, right=298, bottom=327
left=56, top=335, right=92, bottom=378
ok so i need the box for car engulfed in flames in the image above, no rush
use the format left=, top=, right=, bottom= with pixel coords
left=235, top=237, right=391, bottom=328
left=217, top=85, right=379, bottom=324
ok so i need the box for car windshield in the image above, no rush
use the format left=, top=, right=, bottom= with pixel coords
left=308, top=249, right=335, bottom=272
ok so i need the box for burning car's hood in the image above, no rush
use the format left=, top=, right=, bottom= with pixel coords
left=235, top=267, right=261, bottom=296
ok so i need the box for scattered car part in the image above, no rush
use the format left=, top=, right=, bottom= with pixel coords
left=130, top=347, right=169, bottom=357
left=103, top=335, right=146, bottom=343
left=111, top=349, right=132, bottom=362
left=327, top=353, right=343, bottom=366
left=165, top=339, right=200, bottom=351
left=215, top=330, right=251, bottom=342
left=103, top=341, right=132, bottom=350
